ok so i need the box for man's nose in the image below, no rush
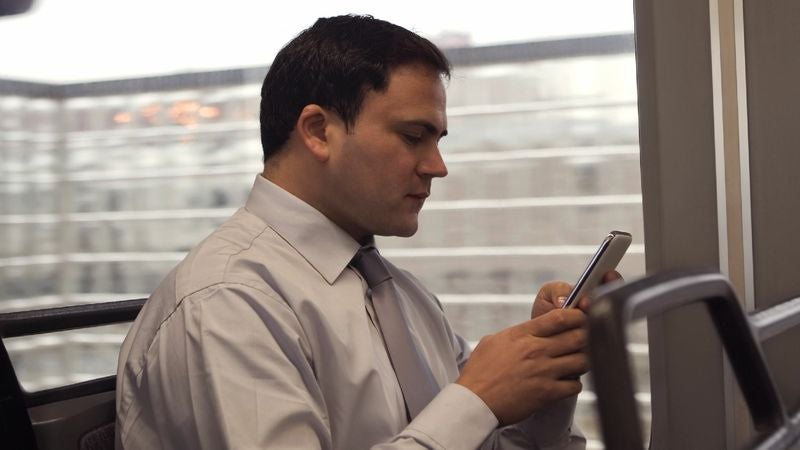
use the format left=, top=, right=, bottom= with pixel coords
left=418, top=146, right=448, bottom=178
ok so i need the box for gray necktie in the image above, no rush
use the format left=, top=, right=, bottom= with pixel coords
left=351, top=245, right=440, bottom=419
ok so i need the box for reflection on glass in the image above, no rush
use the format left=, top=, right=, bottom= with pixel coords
left=5, top=323, right=131, bottom=392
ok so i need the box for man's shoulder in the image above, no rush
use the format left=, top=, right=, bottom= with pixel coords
left=120, top=209, right=300, bottom=364
left=172, top=208, right=289, bottom=298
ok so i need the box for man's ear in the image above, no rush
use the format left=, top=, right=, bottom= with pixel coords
left=296, top=104, right=336, bottom=162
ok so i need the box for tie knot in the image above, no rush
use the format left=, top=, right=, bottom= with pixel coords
left=351, top=246, right=392, bottom=288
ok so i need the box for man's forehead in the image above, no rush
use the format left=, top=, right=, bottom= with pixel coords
left=375, top=65, right=446, bottom=105
left=384, top=62, right=448, bottom=84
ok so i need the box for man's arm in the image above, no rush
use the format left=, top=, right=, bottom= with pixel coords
left=120, top=282, right=519, bottom=449
left=441, top=280, right=590, bottom=450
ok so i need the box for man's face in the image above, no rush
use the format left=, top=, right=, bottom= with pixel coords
left=321, top=63, right=448, bottom=243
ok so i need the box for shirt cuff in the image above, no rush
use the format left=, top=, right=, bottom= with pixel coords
left=517, top=394, right=584, bottom=449
left=403, top=383, right=498, bottom=449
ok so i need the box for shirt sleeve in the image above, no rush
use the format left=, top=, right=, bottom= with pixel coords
left=127, top=282, right=333, bottom=449
left=483, top=396, right=586, bottom=450
left=127, top=282, right=573, bottom=450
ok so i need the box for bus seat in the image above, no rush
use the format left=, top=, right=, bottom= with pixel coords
left=0, top=299, right=145, bottom=450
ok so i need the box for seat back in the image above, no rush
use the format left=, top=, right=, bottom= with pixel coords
left=587, top=270, right=800, bottom=450
left=0, top=299, right=145, bottom=450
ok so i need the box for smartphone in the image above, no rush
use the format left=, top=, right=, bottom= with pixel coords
left=561, top=230, right=632, bottom=308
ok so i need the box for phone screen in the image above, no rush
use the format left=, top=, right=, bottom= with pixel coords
left=562, top=231, right=631, bottom=308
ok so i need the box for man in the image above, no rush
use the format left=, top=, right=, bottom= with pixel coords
left=116, top=15, right=610, bottom=449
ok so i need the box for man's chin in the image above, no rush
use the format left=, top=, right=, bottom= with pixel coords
left=375, top=221, right=419, bottom=238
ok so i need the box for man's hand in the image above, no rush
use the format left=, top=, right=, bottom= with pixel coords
left=456, top=271, right=625, bottom=426
left=531, top=271, right=624, bottom=318
left=455, top=308, right=588, bottom=426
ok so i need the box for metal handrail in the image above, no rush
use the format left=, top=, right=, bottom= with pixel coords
left=587, top=271, right=800, bottom=450
left=0, top=298, right=146, bottom=338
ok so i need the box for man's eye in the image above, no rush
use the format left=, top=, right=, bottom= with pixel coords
left=403, top=134, right=422, bottom=145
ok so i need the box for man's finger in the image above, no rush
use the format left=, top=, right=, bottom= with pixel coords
left=601, top=270, right=623, bottom=284
left=521, top=375, right=584, bottom=401
left=532, top=281, right=573, bottom=318
left=521, top=309, right=586, bottom=337
left=545, top=328, right=588, bottom=357
left=538, top=281, right=573, bottom=303
left=518, top=351, right=589, bottom=379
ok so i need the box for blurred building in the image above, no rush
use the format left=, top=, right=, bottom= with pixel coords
left=0, top=33, right=645, bottom=446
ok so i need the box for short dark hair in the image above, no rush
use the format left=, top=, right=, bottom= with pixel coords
left=259, top=15, right=451, bottom=161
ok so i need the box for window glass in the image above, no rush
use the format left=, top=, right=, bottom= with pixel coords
left=0, top=1, right=644, bottom=447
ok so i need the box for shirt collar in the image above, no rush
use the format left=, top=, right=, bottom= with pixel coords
left=245, top=174, right=361, bottom=285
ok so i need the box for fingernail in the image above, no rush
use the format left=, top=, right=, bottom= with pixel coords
left=557, top=296, right=566, bottom=306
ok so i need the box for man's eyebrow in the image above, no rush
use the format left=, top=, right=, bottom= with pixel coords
left=402, top=120, right=448, bottom=138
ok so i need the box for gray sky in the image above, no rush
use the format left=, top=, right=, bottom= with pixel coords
left=0, top=0, right=634, bottom=82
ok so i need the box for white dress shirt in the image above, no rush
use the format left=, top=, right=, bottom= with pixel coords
left=115, top=175, right=585, bottom=449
